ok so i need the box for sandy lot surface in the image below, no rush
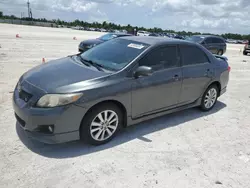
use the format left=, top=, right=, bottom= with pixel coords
left=0, top=23, right=250, bottom=188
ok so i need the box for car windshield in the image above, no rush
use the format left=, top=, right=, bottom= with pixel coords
left=99, top=33, right=118, bottom=41
left=186, top=36, right=204, bottom=43
left=80, top=38, right=149, bottom=71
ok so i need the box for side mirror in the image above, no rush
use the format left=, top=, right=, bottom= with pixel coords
left=134, top=66, right=153, bottom=78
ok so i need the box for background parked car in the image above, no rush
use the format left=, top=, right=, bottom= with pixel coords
left=174, top=35, right=185, bottom=40
left=78, top=33, right=132, bottom=52
left=226, top=39, right=237, bottom=44
left=149, top=33, right=170, bottom=38
left=149, top=33, right=159, bottom=37
left=187, top=35, right=227, bottom=55
left=243, top=40, right=250, bottom=55
left=137, top=30, right=150, bottom=36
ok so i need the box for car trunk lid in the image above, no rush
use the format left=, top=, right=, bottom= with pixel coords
left=214, top=54, right=228, bottom=61
left=214, top=55, right=230, bottom=72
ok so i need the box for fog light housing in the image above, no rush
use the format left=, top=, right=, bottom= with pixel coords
left=48, top=126, right=53, bottom=133
left=35, top=125, right=54, bottom=134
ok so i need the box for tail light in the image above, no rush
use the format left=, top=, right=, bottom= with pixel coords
left=228, top=66, right=231, bottom=72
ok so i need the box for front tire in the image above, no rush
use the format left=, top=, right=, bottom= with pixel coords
left=80, top=103, right=123, bottom=145
left=200, top=85, right=219, bottom=111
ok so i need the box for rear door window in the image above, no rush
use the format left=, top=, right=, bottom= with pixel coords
left=204, top=38, right=213, bottom=44
left=212, top=38, right=223, bottom=43
left=207, top=37, right=225, bottom=44
left=180, top=45, right=210, bottom=66
left=217, top=38, right=225, bottom=44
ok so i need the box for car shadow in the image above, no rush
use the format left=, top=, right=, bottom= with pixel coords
left=16, top=101, right=226, bottom=159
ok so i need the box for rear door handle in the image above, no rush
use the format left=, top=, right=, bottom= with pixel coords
left=204, top=69, right=211, bottom=76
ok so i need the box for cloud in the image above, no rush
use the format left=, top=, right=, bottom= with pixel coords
left=0, top=0, right=250, bottom=34
left=198, top=0, right=221, bottom=5
left=51, top=1, right=97, bottom=13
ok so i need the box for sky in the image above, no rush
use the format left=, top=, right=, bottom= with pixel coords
left=0, top=0, right=250, bottom=34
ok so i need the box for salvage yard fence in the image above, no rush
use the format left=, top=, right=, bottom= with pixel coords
left=0, top=19, right=57, bottom=28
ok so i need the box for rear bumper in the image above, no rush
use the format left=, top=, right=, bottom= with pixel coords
left=220, top=87, right=227, bottom=96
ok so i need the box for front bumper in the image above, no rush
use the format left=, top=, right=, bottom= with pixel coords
left=13, top=85, right=87, bottom=144
left=17, top=126, right=79, bottom=144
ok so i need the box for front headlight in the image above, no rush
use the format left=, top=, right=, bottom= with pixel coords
left=36, top=93, right=83, bottom=108
left=87, top=44, right=96, bottom=48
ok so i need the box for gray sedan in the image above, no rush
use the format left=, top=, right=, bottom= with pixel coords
left=186, top=35, right=227, bottom=55
left=13, top=36, right=230, bottom=145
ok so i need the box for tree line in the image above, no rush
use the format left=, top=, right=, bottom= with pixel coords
left=0, top=11, right=249, bottom=40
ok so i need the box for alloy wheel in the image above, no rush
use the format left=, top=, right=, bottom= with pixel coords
left=90, top=110, right=119, bottom=141
left=204, top=88, right=217, bottom=109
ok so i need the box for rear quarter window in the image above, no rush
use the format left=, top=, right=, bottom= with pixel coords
left=180, top=45, right=210, bottom=66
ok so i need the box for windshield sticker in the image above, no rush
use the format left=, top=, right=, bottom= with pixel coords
left=128, top=43, right=145, bottom=49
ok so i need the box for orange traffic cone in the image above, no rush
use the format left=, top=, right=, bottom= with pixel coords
left=42, top=58, right=46, bottom=63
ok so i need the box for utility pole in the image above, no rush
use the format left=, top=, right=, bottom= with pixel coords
left=27, top=0, right=30, bottom=18
left=30, top=8, right=33, bottom=20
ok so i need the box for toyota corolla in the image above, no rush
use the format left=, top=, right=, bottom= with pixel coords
left=13, top=36, right=230, bottom=145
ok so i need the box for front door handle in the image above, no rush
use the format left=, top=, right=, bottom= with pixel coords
left=173, top=75, right=179, bottom=81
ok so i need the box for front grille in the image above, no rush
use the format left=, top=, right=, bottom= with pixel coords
left=19, top=89, right=32, bottom=102
left=15, top=113, right=26, bottom=127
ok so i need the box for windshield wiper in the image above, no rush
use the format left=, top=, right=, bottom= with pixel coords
left=77, top=55, right=116, bottom=72
left=77, top=55, right=91, bottom=67
left=80, top=57, right=104, bottom=71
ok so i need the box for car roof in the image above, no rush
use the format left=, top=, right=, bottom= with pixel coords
left=193, top=35, right=224, bottom=39
left=120, top=36, right=195, bottom=46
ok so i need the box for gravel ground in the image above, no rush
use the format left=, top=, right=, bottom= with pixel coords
left=0, top=23, right=250, bottom=188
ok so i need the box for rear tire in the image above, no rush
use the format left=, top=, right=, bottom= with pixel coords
left=243, top=51, right=248, bottom=56
left=200, top=85, right=219, bottom=111
left=80, top=103, right=123, bottom=145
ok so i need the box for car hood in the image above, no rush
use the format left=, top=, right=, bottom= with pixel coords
left=22, top=57, right=110, bottom=93
left=80, top=38, right=103, bottom=46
